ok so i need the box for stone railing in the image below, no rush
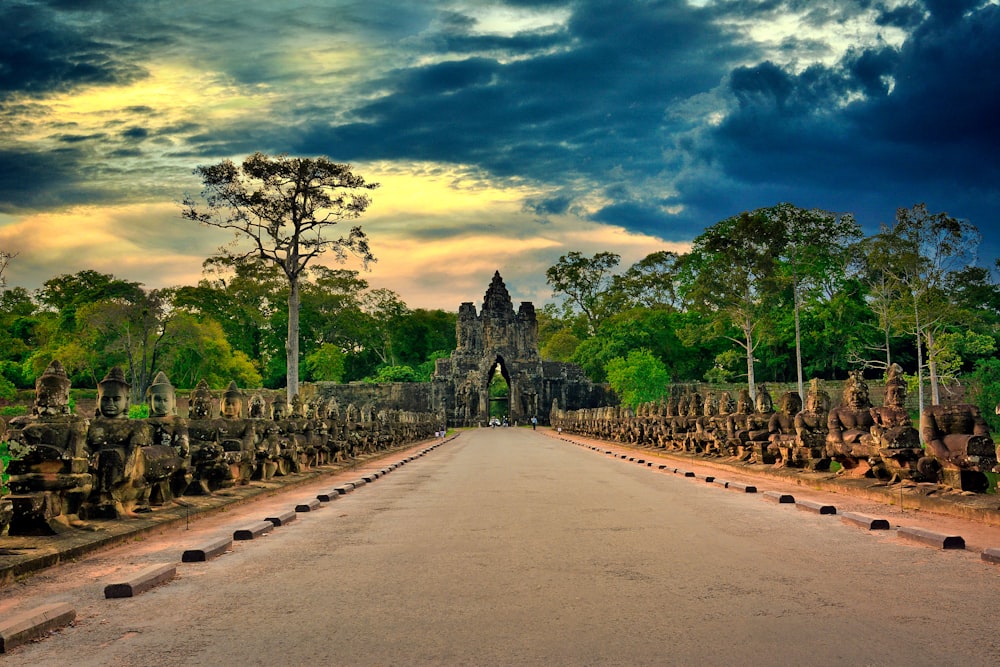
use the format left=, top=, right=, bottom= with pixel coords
left=0, top=362, right=441, bottom=537
left=551, top=371, right=998, bottom=493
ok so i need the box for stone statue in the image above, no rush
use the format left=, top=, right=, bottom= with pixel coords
left=87, top=367, right=176, bottom=517
left=767, top=391, right=802, bottom=465
left=826, top=371, right=876, bottom=474
left=791, top=379, right=832, bottom=469
left=5, top=360, right=92, bottom=533
left=217, top=381, right=256, bottom=484
left=185, top=379, right=233, bottom=493
left=145, top=371, right=191, bottom=501
left=867, top=365, right=922, bottom=481
left=921, top=399, right=996, bottom=491
left=269, top=396, right=302, bottom=475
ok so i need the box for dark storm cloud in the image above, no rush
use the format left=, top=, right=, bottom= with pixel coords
left=644, top=0, right=999, bottom=266
left=4, top=0, right=998, bottom=267
left=298, top=0, right=750, bottom=229
left=0, top=147, right=109, bottom=211
left=0, top=1, right=147, bottom=97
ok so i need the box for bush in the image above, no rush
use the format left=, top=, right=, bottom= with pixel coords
left=970, top=358, right=1000, bottom=433
left=364, top=365, right=419, bottom=383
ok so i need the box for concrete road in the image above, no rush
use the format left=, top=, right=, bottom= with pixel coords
left=6, top=428, right=1000, bottom=666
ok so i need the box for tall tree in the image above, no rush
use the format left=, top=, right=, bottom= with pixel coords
left=867, top=203, right=983, bottom=411
left=545, top=251, right=621, bottom=334
left=77, top=288, right=176, bottom=401
left=610, top=251, right=682, bottom=311
left=678, top=209, right=786, bottom=399
left=769, top=203, right=861, bottom=401
left=174, top=256, right=286, bottom=384
left=182, top=152, right=377, bottom=402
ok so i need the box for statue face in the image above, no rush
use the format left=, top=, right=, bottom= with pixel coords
left=148, top=385, right=176, bottom=417
left=781, top=393, right=801, bottom=415
left=846, top=385, right=868, bottom=409
left=220, top=396, right=242, bottom=419
left=99, top=384, right=129, bottom=418
left=885, top=384, right=905, bottom=408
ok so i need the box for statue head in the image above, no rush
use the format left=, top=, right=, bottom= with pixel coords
left=703, top=392, right=718, bottom=417
left=687, top=391, right=703, bottom=417
left=326, top=397, right=340, bottom=420
left=97, top=366, right=130, bottom=419
left=718, top=391, right=735, bottom=416
left=146, top=371, right=177, bottom=417
left=805, top=378, right=831, bottom=413
left=736, top=389, right=752, bottom=414
left=34, top=360, right=72, bottom=416
left=778, top=391, right=801, bottom=416
left=753, top=385, right=772, bottom=413
left=220, top=381, right=244, bottom=419
left=248, top=392, right=267, bottom=419
left=189, top=379, right=214, bottom=418
left=843, top=371, right=871, bottom=410
left=291, top=393, right=305, bottom=417
left=270, top=396, right=289, bottom=420
left=884, top=364, right=907, bottom=409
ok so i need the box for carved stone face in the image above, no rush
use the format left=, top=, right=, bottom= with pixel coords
left=779, top=392, right=801, bottom=415
left=248, top=394, right=266, bottom=419
left=99, top=383, right=129, bottom=419
left=755, top=391, right=773, bottom=413
left=271, top=399, right=288, bottom=420
left=805, top=390, right=830, bottom=413
left=844, top=374, right=870, bottom=410
left=148, top=384, right=176, bottom=417
left=220, top=395, right=242, bottom=419
left=884, top=383, right=906, bottom=409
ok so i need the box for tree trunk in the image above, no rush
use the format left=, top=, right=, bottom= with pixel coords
left=287, top=277, right=301, bottom=404
left=913, top=293, right=924, bottom=439
left=793, top=278, right=804, bottom=403
left=745, top=323, right=756, bottom=401
left=926, top=328, right=940, bottom=405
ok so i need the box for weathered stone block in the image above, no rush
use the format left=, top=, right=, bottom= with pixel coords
left=104, top=563, right=176, bottom=598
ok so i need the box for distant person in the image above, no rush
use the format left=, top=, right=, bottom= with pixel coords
left=531, top=416, right=537, bottom=430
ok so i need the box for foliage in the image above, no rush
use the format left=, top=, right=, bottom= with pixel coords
left=541, top=330, right=581, bottom=362
left=305, top=344, right=347, bottom=382
left=545, top=251, right=621, bottom=333
left=128, top=404, right=150, bottom=419
left=182, top=152, right=378, bottom=400
left=608, top=251, right=683, bottom=310
left=365, top=365, right=420, bottom=383
left=414, top=350, right=450, bottom=382
left=970, top=358, right=1000, bottom=433
left=605, top=349, right=670, bottom=408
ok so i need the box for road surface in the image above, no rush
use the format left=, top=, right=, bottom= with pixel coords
left=4, top=428, right=999, bottom=665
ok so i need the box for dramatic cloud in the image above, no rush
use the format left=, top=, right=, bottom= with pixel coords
left=1, top=0, right=997, bottom=307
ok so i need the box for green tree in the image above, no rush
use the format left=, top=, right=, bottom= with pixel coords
left=545, top=251, right=621, bottom=333
left=76, top=287, right=176, bottom=401
left=174, top=257, right=286, bottom=384
left=769, top=203, right=862, bottom=400
left=610, top=250, right=682, bottom=310
left=605, top=349, right=670, bottom=408
left=541, top=330, right=581, bottom=362
left=182, top=152, right=378, bottom=402
left=678, top=209, right=786, bottom=400
left=304, top=343, right=347, bottom=382
left=365, top=365, right=419, bottom=383
left=360, top=288, right=409, bottom=367
left=867, top=204, right=984, bottom=410
left=156, top=313, right=262, bottom=389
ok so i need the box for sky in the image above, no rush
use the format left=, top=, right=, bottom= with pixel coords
left=1, top=0, right=998, bottom=310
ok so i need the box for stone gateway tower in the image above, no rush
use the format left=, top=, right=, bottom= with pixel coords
left=432, top=271, right=610, bottom=427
